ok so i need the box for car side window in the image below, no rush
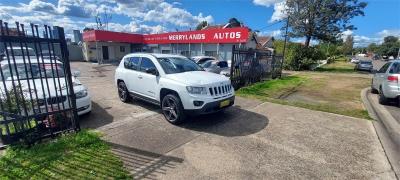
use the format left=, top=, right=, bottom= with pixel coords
left=389, top=62, right=400, bottom=74
left=218, top=61, right=228, bottom=68
left=124, top=57, right=140, bottom=70
left=378, top=62, right=391, bottom=73
left=140, top=58, right=157, bottom=73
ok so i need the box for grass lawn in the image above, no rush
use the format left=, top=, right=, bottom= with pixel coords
left=0, top=130, right=131, bottom=179
left=315, top=57, right=356, bottom=73
left=237, top=72, right=371, bottom=119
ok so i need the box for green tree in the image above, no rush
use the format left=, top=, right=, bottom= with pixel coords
left=285, top=0, right=367, bottom=47
left=228, top=18, right=241, bottom=27
left=343, top=35, right=354, bottom=55
left=196, top=21, right=208, bottom=30
left=367, top=43, right=378, bottom=53
left=384, top=36, right=398, bottom=43
left=379, top=36, right=400, bottom=57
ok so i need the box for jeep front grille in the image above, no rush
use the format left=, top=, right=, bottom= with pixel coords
left=209, top=84, right=232, bottom=96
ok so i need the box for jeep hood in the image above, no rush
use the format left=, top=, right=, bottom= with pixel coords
left=165, top=71, right=230, bottom=85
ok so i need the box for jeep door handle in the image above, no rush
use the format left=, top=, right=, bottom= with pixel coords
left=138, top=76, right=143, bottom=79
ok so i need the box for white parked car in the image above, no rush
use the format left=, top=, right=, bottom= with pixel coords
left=0, top=58, right=92, bottom=116
left=190, top=56, right=216, bottom=64
left=350, top=58, right=360, bottom=64
left=115, top=53, right=235, bottom=124
left=371, top=60, right=400, bottom=106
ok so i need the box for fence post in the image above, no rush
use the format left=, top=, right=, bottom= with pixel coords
left=56, top=26, right=80, bottom=131
left=230, top=45, right=235, bottom=85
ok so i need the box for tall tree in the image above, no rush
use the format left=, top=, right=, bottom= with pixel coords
left=196, top=21, right=208, bottom=30
left=284, top=0, right=367, bottom=47
left=384, top=36, right=398, bottom=43
left=343, top=35, right=354, bottom=55
left=228, top=18, right=241, bottom=27
left=379, top=36, right=400, bottom=57
left=367, top=43, right=378, bottom=53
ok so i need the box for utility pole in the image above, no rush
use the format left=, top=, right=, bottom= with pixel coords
left=397, top=47, right=400, bottom=59
left=280, top=16, right=290, bottom=78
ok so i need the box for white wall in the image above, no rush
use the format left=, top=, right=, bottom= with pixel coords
left=82, top=41, right=130, bottom=62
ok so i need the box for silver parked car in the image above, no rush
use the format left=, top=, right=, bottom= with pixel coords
left=355, top=60, right=373, bottom=72
left=190, top=56, right=216, bottom=64
left=199, top=60, right=229, bottom=74
left=371, top=60, right=400, bottom=105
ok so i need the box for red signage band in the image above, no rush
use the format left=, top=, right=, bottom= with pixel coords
left=83, top=27, right=249, bottom=44
left=83, top=30, right=143, bottom=44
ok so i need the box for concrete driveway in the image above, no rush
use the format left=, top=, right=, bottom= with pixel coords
left=71, top=61, right=396, bottom=179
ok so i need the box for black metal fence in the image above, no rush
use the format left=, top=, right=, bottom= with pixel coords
left=230, top=46, right=283, bottom=89
left=0, top=21, right=79, bottom=145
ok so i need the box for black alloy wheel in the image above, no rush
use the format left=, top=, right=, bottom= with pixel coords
left=118, top=81, right=130, bottom=102
left=161, top=94, right=185, bottom=124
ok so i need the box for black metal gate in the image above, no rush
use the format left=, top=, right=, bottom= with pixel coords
left=230, top=46, right=283, bottom=89
left=0, top=21, right=79, bottom=145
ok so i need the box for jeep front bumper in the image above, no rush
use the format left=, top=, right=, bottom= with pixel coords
left=184, top=96, right=235, bottom=115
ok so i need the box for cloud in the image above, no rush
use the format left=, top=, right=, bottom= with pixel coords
left=259, top=30, right=282, bottom=37
left=253, top=0, right=283, bottom=7
left=253, top=0, right=286, bottom=22
left=0, top=0, right=213, bottom=38
left=269, top=1, right=287, bottom=22
left=86, top=21, right=165, bottom=34
left=353, top=35, right=380, bottom=47
left=378, top=29, right=400, bottom=38
left=143, top=2, right=213, bottom=27
left=351, top=29, right=400, bottom=47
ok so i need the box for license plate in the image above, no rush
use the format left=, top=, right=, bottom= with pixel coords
left=219, top=100, right=230, bottom=108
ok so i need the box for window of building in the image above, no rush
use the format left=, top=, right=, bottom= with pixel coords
left=180, top=51, right=190, bottom=57
left=204, top=51, right=217, bottom=57
left=120, top=46, right=126, bottom=52
left=162, top=50, right=171, bottom=54
left=124, top=57, right=140, bottom=70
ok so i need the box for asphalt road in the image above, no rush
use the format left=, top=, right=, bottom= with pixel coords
left=71, top=61, right=396, bottom=179
left=370, top=59, right=400, bottom=123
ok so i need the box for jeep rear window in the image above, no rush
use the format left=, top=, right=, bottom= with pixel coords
left=157, top=57, right=203, bottom=74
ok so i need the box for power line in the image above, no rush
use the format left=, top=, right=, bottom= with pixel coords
left=256, top=20, right=285, bottom=31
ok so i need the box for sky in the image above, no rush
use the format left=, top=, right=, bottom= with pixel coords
left=0, top=0, right=399, bottom=47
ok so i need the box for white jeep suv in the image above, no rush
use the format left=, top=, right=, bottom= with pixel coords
left=115, top=53, right=235, bottom=124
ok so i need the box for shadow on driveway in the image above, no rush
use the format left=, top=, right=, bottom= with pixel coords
left=109, top=142, right=184, bottom=179
left=180, top=106, right=269, bottom=137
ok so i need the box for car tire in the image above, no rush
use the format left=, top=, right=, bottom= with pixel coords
left=398, top=97, right=400, bottom=108
left=161, top=94, right=186, bottom=124
left=371, top=80, right=379, bottom=94
left=118, top=81, right=130, bottom=102
left=378, top=87, right=388, bottom=105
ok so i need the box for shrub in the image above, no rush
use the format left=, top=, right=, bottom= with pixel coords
left=283, top=45, right=326, bottom=71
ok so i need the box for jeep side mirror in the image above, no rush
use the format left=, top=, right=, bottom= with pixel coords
left=146, top=68, right=159, bottom=76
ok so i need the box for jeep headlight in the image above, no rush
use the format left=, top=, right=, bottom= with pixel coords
left=186, top=86, right=207, bottom=95
left=75, top=89, right=88, bottom=99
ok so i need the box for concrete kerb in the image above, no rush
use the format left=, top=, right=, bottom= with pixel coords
left=362, top=88, right=400, bottom=147
left=362, top=87, right=400, bottom=179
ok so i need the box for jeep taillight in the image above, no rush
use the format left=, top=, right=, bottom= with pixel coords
left=387, top=75, right=398, bottom=82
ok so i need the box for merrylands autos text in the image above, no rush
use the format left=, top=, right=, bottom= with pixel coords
left=168, top=32, right=242, bottom=41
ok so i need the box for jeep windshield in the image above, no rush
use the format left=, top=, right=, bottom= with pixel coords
left=157, top=57, right=203, bottom=74
left=1, top=63, right=65, bottom=81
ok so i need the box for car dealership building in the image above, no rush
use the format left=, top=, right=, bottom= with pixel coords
left=82, top=27, right=272, bottom=62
